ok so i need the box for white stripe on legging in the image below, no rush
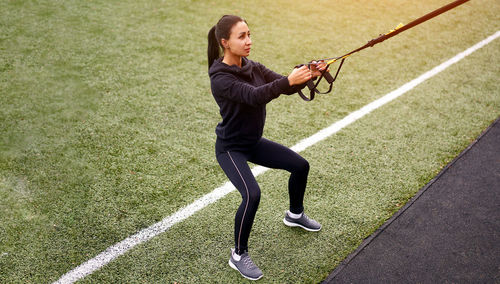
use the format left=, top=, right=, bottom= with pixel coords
left=53, top=30, right=500, bottom=284
left=227, top=151, right=251, bottom=254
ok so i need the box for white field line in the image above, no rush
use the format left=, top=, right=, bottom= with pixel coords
left=54, top=30, right=500, bottom=284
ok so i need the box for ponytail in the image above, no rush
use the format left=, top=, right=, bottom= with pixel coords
left=207, top=25, right=220, bottom=70
left=207, top=15, right=247, bottom=70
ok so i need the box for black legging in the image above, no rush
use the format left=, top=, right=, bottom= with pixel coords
left=216, top=138, right=309, bottom=255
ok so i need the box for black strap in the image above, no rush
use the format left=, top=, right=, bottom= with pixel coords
left=297, top=58, right=345, bottom=101
left=297, top=79, right=317, bottom=101
left=295, top=0, right=470, bottom=101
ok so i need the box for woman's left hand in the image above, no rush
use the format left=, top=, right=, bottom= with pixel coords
left=310, top=61, right=328, bottom=78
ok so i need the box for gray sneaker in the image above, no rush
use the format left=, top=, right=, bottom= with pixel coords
left=283, top=211, right=322, bottom=232
left=228, top=248, right=263, bottom=281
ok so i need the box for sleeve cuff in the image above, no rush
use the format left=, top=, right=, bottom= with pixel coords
left=277, top=76, right=293, bottom=93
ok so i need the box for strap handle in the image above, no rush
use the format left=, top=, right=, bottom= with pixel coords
left=297, top=58, right=346, bottom=101
left=297, top=79, right=317, bottom=101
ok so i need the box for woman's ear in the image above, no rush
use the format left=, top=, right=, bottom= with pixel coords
left=221, top=38, right=229, bottom=49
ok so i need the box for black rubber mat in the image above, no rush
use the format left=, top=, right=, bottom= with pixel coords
left=324, top=117, right=500, bottom=283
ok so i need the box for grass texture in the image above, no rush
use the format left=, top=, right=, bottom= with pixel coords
left=1, top=0, right=499, bottom=282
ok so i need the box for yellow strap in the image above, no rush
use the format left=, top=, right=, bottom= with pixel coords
left=325, top=23, right=403, bottom=66
left=385, top=23, right=405, bottom=35
left=326, top=54, right=350, bottom=66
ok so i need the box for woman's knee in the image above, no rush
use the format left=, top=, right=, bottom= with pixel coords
left=294, top=158, right=309, bottom=175
left=247, top=188, right=261, bottom=205
left=241, top=186, right=261, bottom=206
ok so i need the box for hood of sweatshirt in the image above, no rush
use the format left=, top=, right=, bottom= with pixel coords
left=209, top=57, right=253, bottom=81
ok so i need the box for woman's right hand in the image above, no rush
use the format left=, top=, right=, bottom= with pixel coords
left=288, top=65, right=312, bottom=86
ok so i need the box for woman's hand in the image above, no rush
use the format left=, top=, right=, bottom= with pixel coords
left=288, top=61, right=330, bottom=86
left=288, top=65, right=312, bottom=86
left=310, top=61, right=328, bottom=78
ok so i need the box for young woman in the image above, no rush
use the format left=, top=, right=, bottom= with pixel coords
left=207, top=15, right=327, bottom=281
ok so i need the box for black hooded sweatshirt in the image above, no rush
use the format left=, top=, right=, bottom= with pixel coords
left=209, top=57, right=303, bottom=152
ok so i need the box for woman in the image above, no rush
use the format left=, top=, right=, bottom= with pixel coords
left=207, top=15, right=327, bottom=281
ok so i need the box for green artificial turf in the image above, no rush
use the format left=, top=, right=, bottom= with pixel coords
left=1, top=0, right=499, bottom=282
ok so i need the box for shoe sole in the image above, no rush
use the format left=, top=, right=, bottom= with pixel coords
left=283, top=218, right=321, bottom=232
left=228, top=259, right=263, bottom=281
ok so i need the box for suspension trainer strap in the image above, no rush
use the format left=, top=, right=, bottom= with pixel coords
left=314, top=58, right=345, bottom=94
left=295, top=0, right=470, bottom=101
left=296, top=58, right=345, bottom=101
left=297, top=79, right=317, bottom=101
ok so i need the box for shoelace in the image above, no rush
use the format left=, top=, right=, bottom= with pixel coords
left=302, top=214, right=318, bottom=226
left=242, top=255, right=257, bottom=270
left=302, top=214, right=312, bottom=223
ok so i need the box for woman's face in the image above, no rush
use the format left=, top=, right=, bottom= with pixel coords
left=223, top=21, right=252, bottom=58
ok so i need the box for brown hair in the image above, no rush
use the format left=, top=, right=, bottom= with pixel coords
left=207, top=15, right=247, bottom=70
